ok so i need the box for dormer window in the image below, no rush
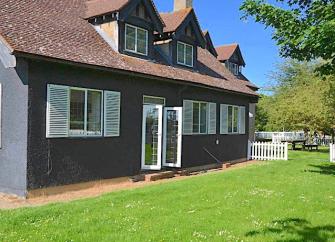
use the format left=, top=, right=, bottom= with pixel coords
left=125, top=24, right=148, bottom=56
left=177, top=41, right=193, bottom=67
left=227, top=62, right=239, bottom=76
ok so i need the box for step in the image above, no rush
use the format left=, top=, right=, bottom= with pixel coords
left=145, top=171, right=175, bottom=182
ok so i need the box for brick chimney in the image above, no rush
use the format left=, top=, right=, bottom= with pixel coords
left=174, top=0, right=193, bottom=11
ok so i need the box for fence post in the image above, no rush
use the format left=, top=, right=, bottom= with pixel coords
left=330, top=144, right=334, bottom=162
left=248, top=140, right=251, bottom=160
left=284, top=142, right=288, bottom=160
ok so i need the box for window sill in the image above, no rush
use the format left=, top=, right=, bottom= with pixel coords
left=124, top=49, right=148, bottom=57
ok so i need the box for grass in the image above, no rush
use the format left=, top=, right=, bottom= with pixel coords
left=1, top=150, right=335, bottom=241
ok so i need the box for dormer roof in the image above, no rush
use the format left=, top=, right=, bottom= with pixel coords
left=202, top=30, right=218, bottom=57
left=159, top=8, right=206, bottom=47
left=160, top=8, right=192, bottom=33
left=84, top=0, right=165, bottom=33
left=216, top=43, right=246, bottom=66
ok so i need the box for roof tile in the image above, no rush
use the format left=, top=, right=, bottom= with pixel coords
left=0, top=0, right=257, bottom=96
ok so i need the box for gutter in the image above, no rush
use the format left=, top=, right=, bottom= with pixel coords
left=13, top=50, right=259, bottom=99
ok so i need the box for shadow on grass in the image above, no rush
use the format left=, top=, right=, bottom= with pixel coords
left=306, top=164, right=335, bottom=176
left=245, top=218, right=335, bottom=242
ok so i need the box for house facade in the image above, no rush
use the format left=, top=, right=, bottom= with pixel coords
left=0, top=0, right=258, bottom=197
left=216, top=44, right=258, bottom=141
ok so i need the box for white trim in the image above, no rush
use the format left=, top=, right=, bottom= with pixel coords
left=141, top=104, right=163, bottom=170
left=143, top=95, right=166, bottom=105
left=220, top=104, right=245, bottom=135
left=163, top=107, right=183, bottom=168
left=125, top=24, right=148, bottom=56
left=183, top=100, right=209, bottom=135
left=177, top=41, right=194, bottom=67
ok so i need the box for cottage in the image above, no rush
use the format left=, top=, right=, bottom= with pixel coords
left=0, top=0, right=258, bottom=197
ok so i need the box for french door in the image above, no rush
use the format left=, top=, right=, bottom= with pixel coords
left=163, top=107, right=182, bottom=168
left=141, top=105, right=182, bottom=170
left=141, top=105, right=163, bottom=170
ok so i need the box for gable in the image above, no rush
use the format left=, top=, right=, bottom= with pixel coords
left=85, top=0, right=164, bottom=34
left=160, top=8, right=206, bottom=48
left=119, top=0, right=165, bottom=33
left=216, top=44, right=245, bottom=66
left=230, top=47, right=245, bottom=66
left=203, top=31, right=218, bottom=57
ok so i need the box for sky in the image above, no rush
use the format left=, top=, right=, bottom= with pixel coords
left=154, top=0, right=284, bottom=89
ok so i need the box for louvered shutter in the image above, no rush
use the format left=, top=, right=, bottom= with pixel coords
left=220, top=104, right=228, bottom=134
left=183, top=100, right=193, bottom=135
left=239, top=106, right=246, bottom=134
left=208, top=102, right=216, bottom=134
left=104, top=91, right=121, bottom=137
left=46, top=84, right=69, bottom=138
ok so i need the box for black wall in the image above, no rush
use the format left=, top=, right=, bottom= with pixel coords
left=27, top=60, right=253, bottom=189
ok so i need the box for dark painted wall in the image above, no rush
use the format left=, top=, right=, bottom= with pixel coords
left=27, top=60, right=252, bottom=189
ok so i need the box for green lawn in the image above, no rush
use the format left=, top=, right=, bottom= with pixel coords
left=1, top=150, right=335, bottom=241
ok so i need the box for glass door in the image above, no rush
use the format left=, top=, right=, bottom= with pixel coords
left=141, top=105, right=163, bottom=170
left=163, top=107, right=182, bottom=168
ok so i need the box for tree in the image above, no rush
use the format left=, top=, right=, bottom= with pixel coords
left=255, top=94, right=271, bottom=131
left=240, top=0, right=335, bottom=75
left=256, top=60, right=334, bottom=133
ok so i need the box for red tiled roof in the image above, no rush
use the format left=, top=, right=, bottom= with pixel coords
left=84, top=0, right=164, bottom=27
left=0, top=0, right=257, bottom=97
left=160, top=8, right=192, bottom=33
left=216, top=44, right=239, bottom=62
left=84, top=0, right=129, bottom=19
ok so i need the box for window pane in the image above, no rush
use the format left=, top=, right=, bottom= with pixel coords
left=143, top=96, right=165, bottom=105
left=177, top=42, right=185, bottom=64
left=70, top=89, right=85, bottom=134
left=200, top=103, right=207, bottom=134
left=87, top=91, right=102, bottom=135
left=192, top=102, right=200, bottom=133
left=228, top=106, right=233, bottom=133
left=137, top=28, right=147, bottom=55
left=125, top=25, right=136, bottom=51
left=233, top=106, right=239, bottom=133
left=185, top=45, right=193, bottom=66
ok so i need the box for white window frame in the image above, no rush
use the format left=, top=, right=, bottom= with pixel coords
left=183, top=100, right=209, bottom=135
left=221, top=104, right=244, bottom=135
left=69, top=87, right=104, bottom=137
left=125, top=24, right=148, bottom=56
left=143, top=95, right=166, bottom=106
left=229, top=63, right=239, bottom=75
left=177, top=41, right=194, bottom=67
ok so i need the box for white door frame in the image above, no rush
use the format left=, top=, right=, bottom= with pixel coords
left=141, top=104, right=163, bottom=170
left=163, top=107, right=183, bottom=168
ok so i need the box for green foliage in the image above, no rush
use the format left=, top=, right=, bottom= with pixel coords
left=240, top=0, right=335, bottom=75
left=255, top=94, right=271, bottom=131
left=256, top=60, right=334, bottom=132
left=0, top=150, right=334, bottom=241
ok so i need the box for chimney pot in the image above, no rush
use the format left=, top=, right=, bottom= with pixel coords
left=174, top=0, right=193, bottom=11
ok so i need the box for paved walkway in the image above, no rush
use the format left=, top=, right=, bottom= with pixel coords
left=0, top=160, right=260, bottom=210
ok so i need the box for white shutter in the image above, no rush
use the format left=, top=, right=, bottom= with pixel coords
left=239, top=106, right=246, bottom=134
left=46, top=84, right=69, bottom=138
left=220, top=104, right=228, bottom=134
left=183, top=100, right=193, bottom=135
left=208, top=102, right=216, bottom=134
left=104, top=91, right=121, bottom=137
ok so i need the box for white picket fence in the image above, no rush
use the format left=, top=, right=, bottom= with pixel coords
left=248, top=141, right=288, bottom=161
left=330, top=143, right=335, bottom=162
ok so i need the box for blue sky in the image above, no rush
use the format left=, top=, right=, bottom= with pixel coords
left=155, top=0, right=283, bottom=89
